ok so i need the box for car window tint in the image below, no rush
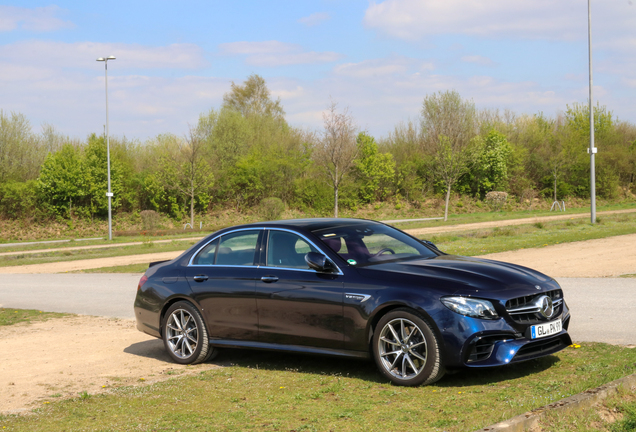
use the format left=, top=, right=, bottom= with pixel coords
left=363, top=233, right=419, bottom=256
left=267, top=230, right=318, bottom=269
left=215, top=231, right=259, bottom=266
left=313, top=223, right=437, bottom=266
left=192, top=238, right=218, bottom=265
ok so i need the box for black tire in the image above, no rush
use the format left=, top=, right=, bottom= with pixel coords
left=372, top=308, right=445, bottom=386
left=162, top=301, right=215, bottom=365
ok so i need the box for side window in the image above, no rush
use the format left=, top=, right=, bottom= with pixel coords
left=267, top=231, right=318, bottom=269
left=215, top=230, right=260, bottom=266
left=192, top=238, right=218, bottom=265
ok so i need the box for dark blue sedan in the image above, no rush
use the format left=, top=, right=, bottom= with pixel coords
left=134, top=218, right=572, bottom=386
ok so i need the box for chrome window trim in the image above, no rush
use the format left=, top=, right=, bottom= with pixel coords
left=188, top=227, right=264, bottom=267
left=264, top=227, right=344, bottom=276
left=187, top=226, right=344, bottom=275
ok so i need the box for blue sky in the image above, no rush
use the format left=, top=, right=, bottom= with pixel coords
left=1, top=0, right=635, bottom=140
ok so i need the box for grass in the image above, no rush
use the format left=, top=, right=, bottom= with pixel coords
left=0, top=343, right=635, bottom=431
left=0, top=239, right=198, bottom=268
left=390, top=201, right=636, bottom=231
left=0, top=308, right=68, bottom=326
left=535, top=385, right=636, bottom=431
left=429, top=212, right=636, bottom=256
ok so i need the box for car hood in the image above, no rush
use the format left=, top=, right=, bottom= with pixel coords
left=357, top=255, right=559, bottom=296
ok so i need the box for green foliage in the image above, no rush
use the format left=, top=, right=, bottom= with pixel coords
left=2, top=81, right=636, bottom=223
left=0, top=110, right=44, bottom=183
left=83, top=134, right=125, bottom=216
left=222, top=73, right=285, bottom=121
left=0, top=180, right=41, bottom=219
left=473, top=130, right=512, bottom=196
left=37, top=143, right=86, bottom=218
left=353, top=132, right=396, bottom=203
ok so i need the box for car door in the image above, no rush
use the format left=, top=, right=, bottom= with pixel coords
left=255, top=229, right=344, bottom=349
left=186, top=229, right=262, bottom=341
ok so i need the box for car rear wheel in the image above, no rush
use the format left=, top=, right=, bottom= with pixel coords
left=372, top=308, right=445, bottom=386
left=163, top=301, right=215, bottom=364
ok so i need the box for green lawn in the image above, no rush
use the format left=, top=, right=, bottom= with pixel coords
left=0, top=343, right=635, bottom=431
left=430, top=212, right=636, bottom=256
left=0, top=308, right=68, bottom=326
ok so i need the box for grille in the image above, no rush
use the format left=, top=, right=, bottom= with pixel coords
left=467, top=335, right=507, bottom=363
left=514, top=336, right=566, bottom=361
left=505, top=289, right=563, bottom=324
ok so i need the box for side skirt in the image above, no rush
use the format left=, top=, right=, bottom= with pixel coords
left=209, top=339, right=370, bottom=359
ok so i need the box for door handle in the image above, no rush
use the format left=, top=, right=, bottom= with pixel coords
left=261, top=275, right=279, bottom=283
left=193, top=274, right=209, bottom=282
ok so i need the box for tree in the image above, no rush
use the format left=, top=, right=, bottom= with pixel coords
left=83, top=134, right=125, bottom=218
left=353, top=132, right=395, bottom=203
left=222, top=74, right=285, bottom=121
left=473, top=130, right=512, bottom=196
left=0, top=110, right=43, bottom=183
left=421, top=91, right=478, bottom=221
left=313, top=102, right=358, bottom=217
left=37, top=143, right=86, bottom=218
left=155, top=129, right=214, bottom=226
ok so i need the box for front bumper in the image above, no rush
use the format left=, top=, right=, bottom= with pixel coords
left=436, top=306, right=572, bottom=368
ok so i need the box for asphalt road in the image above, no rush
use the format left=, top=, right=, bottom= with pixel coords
left=0, top=274, right=634, bottom=345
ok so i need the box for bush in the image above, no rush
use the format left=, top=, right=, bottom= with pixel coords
left=0, top=180, right=42, bottom=220
left=260, top=197, right=285, bottom=221
left=485, top=191, right=508, bottom=211
left=140, top=210, right=160, bottom=230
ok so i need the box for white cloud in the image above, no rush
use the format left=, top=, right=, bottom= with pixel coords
left=0, top=5, right=74, bottom=32
left=0, top=40, right=208, bottom=70
left=364, top=0, right=635, bottom=42
left=461, top=55, right=495, bottom=67
left=219, top=40, right=342, bottom=67
left=334, top=56, right=434, bottom=78
left=298, top=12, right=331, bottom=27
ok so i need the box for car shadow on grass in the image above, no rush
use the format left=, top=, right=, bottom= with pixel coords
left=207, top=348, right=561, bottom=387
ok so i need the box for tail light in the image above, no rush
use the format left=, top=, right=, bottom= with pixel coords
left=138, top=274, right=148, bottom=291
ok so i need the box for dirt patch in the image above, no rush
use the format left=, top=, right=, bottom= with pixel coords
left=478, top=233, right=636, bottom=277
left=0, top=315, right=218, bottom=414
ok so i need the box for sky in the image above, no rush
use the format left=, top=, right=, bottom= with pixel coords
left=1, top=0, right=635, bottom=141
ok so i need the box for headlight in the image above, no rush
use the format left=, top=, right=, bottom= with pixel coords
left=441, top=297, right=499, bottom=320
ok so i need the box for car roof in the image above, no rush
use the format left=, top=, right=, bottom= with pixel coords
left=230, top=218, right=383, bottom=232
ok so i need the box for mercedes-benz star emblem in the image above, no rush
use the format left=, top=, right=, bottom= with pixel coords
left=535, top=285, right=541, bottom=290
left=536, top=295, right=554, bottom=319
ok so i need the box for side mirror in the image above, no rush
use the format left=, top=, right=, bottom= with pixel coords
left=305, top=252, right=336, bottom=272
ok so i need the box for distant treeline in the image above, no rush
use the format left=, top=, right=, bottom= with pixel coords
left=1, top=74, right=635, bottom=223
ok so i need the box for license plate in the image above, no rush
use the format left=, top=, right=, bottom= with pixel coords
left=530, top=319, right=562, bottom=339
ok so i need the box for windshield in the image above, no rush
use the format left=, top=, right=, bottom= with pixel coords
left=312, top=222, right=438, bottom=267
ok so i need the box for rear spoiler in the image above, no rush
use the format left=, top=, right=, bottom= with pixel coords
left=148, top=259, right=170, bottom=268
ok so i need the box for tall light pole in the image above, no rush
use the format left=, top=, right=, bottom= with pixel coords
left=587, top=0, right=597, bottom=224
left=96, top=56, right=116, bottom=240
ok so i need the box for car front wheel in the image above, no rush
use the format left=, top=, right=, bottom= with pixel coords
left=372, top=308, right=445, bottom=386
left=162, top=301, right=215, bottom=364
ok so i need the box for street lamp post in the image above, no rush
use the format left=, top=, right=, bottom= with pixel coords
left=587, top=0, right=597, bottom=224
left=96, top=56, right=116, bottom=240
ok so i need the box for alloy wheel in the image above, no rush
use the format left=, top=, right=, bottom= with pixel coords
left=166, top=308, right=199, bottom=359
left=377, top=318, right=428, bottom=380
